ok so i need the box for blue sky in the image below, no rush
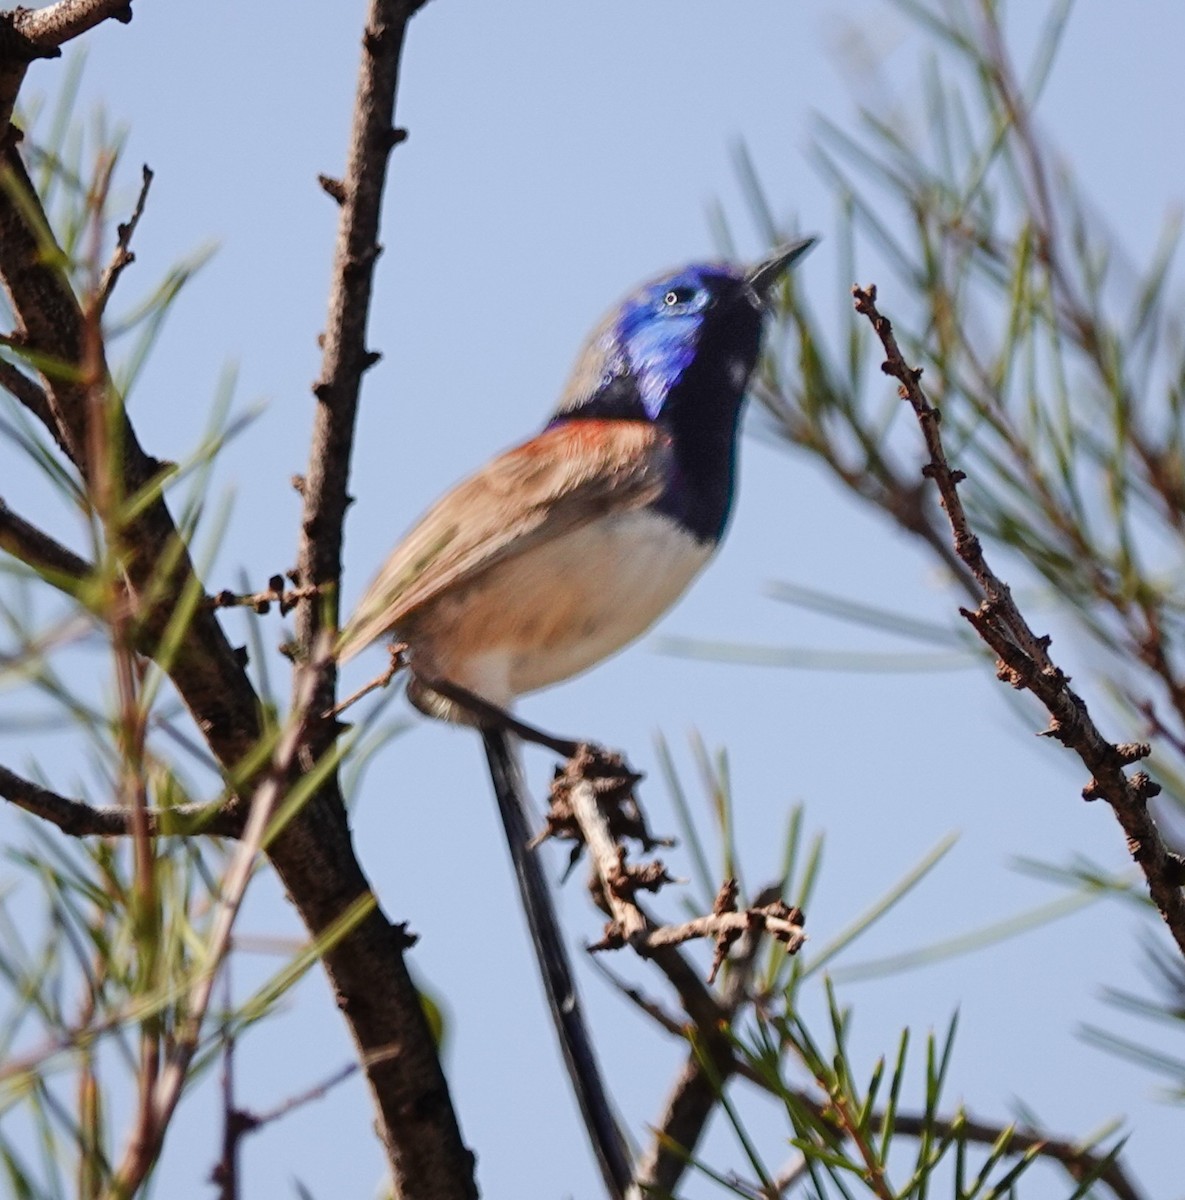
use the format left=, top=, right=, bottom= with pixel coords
left=4, top=2, right=1185, bottom=1196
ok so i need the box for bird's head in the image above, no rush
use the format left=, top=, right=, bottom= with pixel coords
left=553, top=237, right=817, bottom=426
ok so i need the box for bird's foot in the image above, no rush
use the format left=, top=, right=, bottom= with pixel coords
left=422, top=675, right=584, bottom=757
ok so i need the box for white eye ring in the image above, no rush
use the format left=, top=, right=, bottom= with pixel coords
left=664, top=290, right=680, bottom=307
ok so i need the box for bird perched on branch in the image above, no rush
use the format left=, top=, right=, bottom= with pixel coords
left=337, top=237, right=817, bottom=709
left=336, top=239, right=817, bottom=1193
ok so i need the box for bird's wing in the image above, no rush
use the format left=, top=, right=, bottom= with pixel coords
left=336, top=419, right=671, bottom=660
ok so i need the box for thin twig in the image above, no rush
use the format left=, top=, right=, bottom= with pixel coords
left=601, top=903, right=805, bottom=962
left=96, top=162, right=151, bottom=314
left=0, top=763, right=244, bottom=837
left=853, top=283, right=1185, bottom=957
left=0, top=355, right=75, bottom=458
left=326, top=642, right=406, bottom=718
left=212, top=978, right=242, bottom=1200
left=211, top=1056, right=360, bottom=1197
left=0, top=496, right=93, bottom=589
left=248, top=1061, right=359, bottom=1128
left=206, top=575, right=318, bottom=617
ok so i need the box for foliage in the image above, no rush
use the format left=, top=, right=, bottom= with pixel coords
left=0, top=1, right=1180, bottom=1198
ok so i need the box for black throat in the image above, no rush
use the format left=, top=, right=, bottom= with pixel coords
left=652, top=302, right=764, bottom=543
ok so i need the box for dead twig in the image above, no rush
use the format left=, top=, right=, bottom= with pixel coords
left=211, top=1017, right=359, bottom=1200
left=544, top=748, right=806, bottom=980
left=326, top=642, right=407, bottom=719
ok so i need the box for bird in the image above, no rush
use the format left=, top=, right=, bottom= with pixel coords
left=336, top=239, right=817, bottom=1194
left=336, top=237, right=817, bottom=717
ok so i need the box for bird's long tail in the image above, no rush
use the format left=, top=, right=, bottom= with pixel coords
left=481, top=727, right=634, bottom=1199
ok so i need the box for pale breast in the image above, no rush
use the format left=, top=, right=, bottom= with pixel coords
left=400, top=509, right=714, bottom=706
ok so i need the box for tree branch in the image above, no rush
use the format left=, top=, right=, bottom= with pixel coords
left=853, top=283, right=1185, bottom=958
left=0, top=763, right=244, bottom=837
left=636, top=1048, right=736, bottom=1196
left=0, top=138, right=265, bottom=775
left=96, top=161, right=151, bottom=313
left=1, top=7, right=473, bottom=1197
left=261, top=3, right=477, bottom=1197
left=0, top=353, right=76, bottom=458
left=0, top=496, right=92, bottom=590
left=0, top=1, right=132, bottom=131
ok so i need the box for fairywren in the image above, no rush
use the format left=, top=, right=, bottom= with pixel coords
left=338, top=238, right=816, bottom=716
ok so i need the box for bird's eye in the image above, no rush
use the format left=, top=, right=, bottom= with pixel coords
left=663, top=286, right=699, bottom=309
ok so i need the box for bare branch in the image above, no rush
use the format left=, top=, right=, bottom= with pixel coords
left=604, top=897, right=805, bottom=967
left=0, top=353, right=76, bottom=458
left=853, top=283, right=1185, bottom=958
left=0, top=2, right=133, bottom=130
left=96, top=162, right=151, bottom=314
left=636, top=1049, right=735, bottom=1196
left=0, top=496, right=92, bottom=588
left=206, top=574, right=318, bottom=617
left=255, top=3, right=478, bottom=1196
left=294, top=0, right=429, bottom=678
left=0, top=763, right=244, bottom=838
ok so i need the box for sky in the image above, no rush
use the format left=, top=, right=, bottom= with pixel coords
left=3, top=1, right=1185, bottom=1197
